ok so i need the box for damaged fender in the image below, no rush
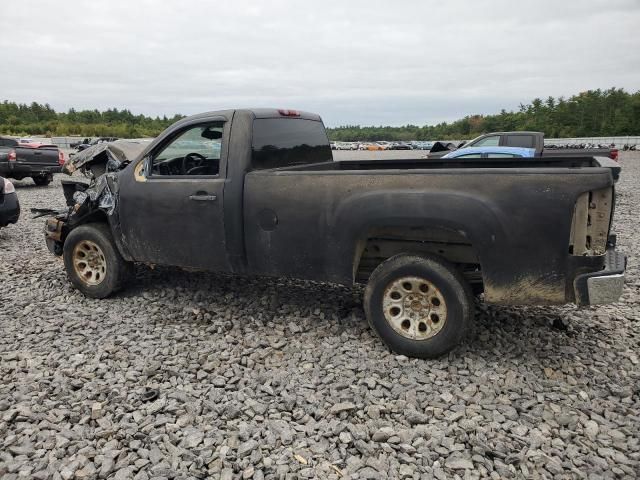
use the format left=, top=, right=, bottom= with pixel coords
left=38, top=140, right=149, bottom=257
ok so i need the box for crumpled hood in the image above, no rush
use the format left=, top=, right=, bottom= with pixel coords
left=63, top=139, right=151, bottom=177
left=49, top=139, right=153, bottom=223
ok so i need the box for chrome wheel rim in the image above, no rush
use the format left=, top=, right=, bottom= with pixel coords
left=382, top=276, right=448, bottom=340
left=73, top=240, right=106, bottom=286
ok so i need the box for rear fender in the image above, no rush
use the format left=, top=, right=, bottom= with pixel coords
left=329, top=189, right=506, bottom=286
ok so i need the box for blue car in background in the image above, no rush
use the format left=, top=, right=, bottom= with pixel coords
left=442, top=146, right=536, bottom=159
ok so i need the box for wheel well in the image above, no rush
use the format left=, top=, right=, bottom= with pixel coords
left=354, top=226, right=483, bottom=290
left=62, top=210, right=110, bottom=244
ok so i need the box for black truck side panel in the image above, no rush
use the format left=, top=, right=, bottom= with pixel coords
left=242, top=167, right=614, bottom=305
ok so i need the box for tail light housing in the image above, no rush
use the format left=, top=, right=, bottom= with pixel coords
left=278, top=109, right=300, bottom=117
left=2, top=177, right=15, bottom=194
left=58, top=150, right=65, bottom=165
left=609, top=149, right=618, bottom=161
left=569, top=187, right=613, bottom=256
left=8, top=149, right=16, bottom=162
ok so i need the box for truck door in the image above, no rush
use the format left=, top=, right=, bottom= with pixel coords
left=117, top=119, right=231, bottom=271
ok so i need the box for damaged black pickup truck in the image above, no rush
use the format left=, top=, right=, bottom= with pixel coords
left=41, top=108, right=626, bottom=358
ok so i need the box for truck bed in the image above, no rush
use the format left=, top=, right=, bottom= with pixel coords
left=541, top=148, right=613, bottom=158
left=281, top=155, right=619, bottom=177
left=243, top=155, right=618, bottom=305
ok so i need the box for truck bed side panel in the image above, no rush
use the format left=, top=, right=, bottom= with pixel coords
left=542, top=148, right=611, bottom=158
left=243, top=168, right=614, bottom=305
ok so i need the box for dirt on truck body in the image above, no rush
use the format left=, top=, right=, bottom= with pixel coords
left=37, top=108, right=627, bottom=359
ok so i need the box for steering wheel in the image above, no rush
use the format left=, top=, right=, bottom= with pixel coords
left=181, top=152, right=206, bottom=175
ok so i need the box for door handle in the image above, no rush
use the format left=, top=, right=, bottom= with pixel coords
left=189, top=194, right=217, bottom=201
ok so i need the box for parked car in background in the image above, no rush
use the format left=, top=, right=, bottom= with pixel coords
left=0, top=176, right=20, bottom=227
left=442, top=146, right=536, bottom=159
left=0, top=137, right=63, bottom=186
left=76, top=137, right=119, bottom=152
left=330, top=141, right=359, bottom=150
left=367, top=141, right=391, bottom=151
left=418, top=141, right=435, bottom=150
left=41, top=108, right=626, bottom=359
left=71, top=138, right=91, bottom=148
left=19, top=138, right=35, bottom=144
left=429, top=132, right=618, bottom=160
left=388, top=142, right=412, bottom=150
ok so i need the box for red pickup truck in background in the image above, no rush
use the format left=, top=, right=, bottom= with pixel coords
left=0, top=136, right=64, bottom=186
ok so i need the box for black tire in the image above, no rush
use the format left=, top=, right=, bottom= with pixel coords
left=63, top=223, right=133, bottom=298
left=364, top=254, right=473, bottom=359
left=33, top=175, right=52, bottom=186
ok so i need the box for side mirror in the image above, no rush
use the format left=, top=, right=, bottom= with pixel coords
left=201, top=127, right=222, bottom=140
left=142, top=155, right=152, bottom=176
left=135, top=156, right=151, bottom=181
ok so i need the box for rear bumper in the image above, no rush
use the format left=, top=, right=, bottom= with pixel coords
left=1, top=163, right=61, bottom=178
left=574, top=249, right=626, bottom=306
left=0, top=192, right=20, bottom=226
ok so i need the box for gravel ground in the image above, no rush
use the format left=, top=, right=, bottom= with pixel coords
left=1, top=152, right=638, bottom=480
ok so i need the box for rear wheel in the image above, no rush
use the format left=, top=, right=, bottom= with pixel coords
left=33, top=175, right=52, bottom=186
left=63, top=223, right=133, bottom=298
left=364, top=254, right=473, bottom=358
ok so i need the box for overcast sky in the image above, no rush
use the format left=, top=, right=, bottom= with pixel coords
left=2, top=0, right=639, bottom=126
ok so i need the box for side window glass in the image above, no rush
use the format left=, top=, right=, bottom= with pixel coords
left=488, top=153, right=518, bottom=158
left=473, top=136, right=500, bottom=147
left=151, top=122, right=223, bottom=176
left=457, top=153, right=482, bottom=158
left=505, top=136, right=535, bottom=148
left=251, top=118, right=332, bottom=169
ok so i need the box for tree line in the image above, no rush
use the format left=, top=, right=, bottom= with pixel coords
left=0, top=102, right=183, bottom=138
left=1, top=88, right=638, bottom=140
left=328, top=88, right=640, bottom=141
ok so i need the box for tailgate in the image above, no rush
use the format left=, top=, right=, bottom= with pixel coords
left=16, top=146, right=59, bottom=166
left=593, top=156, right=621, bottom=181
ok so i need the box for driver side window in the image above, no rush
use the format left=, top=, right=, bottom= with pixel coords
left=473, top=136, right=500, bottom=147
left=151, top=122, right=223, bottom=176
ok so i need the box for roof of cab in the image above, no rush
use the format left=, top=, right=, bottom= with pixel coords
left=176, top=108, right=322, bottom=124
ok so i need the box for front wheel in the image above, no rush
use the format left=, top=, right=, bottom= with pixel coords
left=63, top=223, right=133, bottom=298
left=364, top=254, right=473, bottom=359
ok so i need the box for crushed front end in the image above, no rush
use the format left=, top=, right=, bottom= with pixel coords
left=36, top=141, right=147, bottom=255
